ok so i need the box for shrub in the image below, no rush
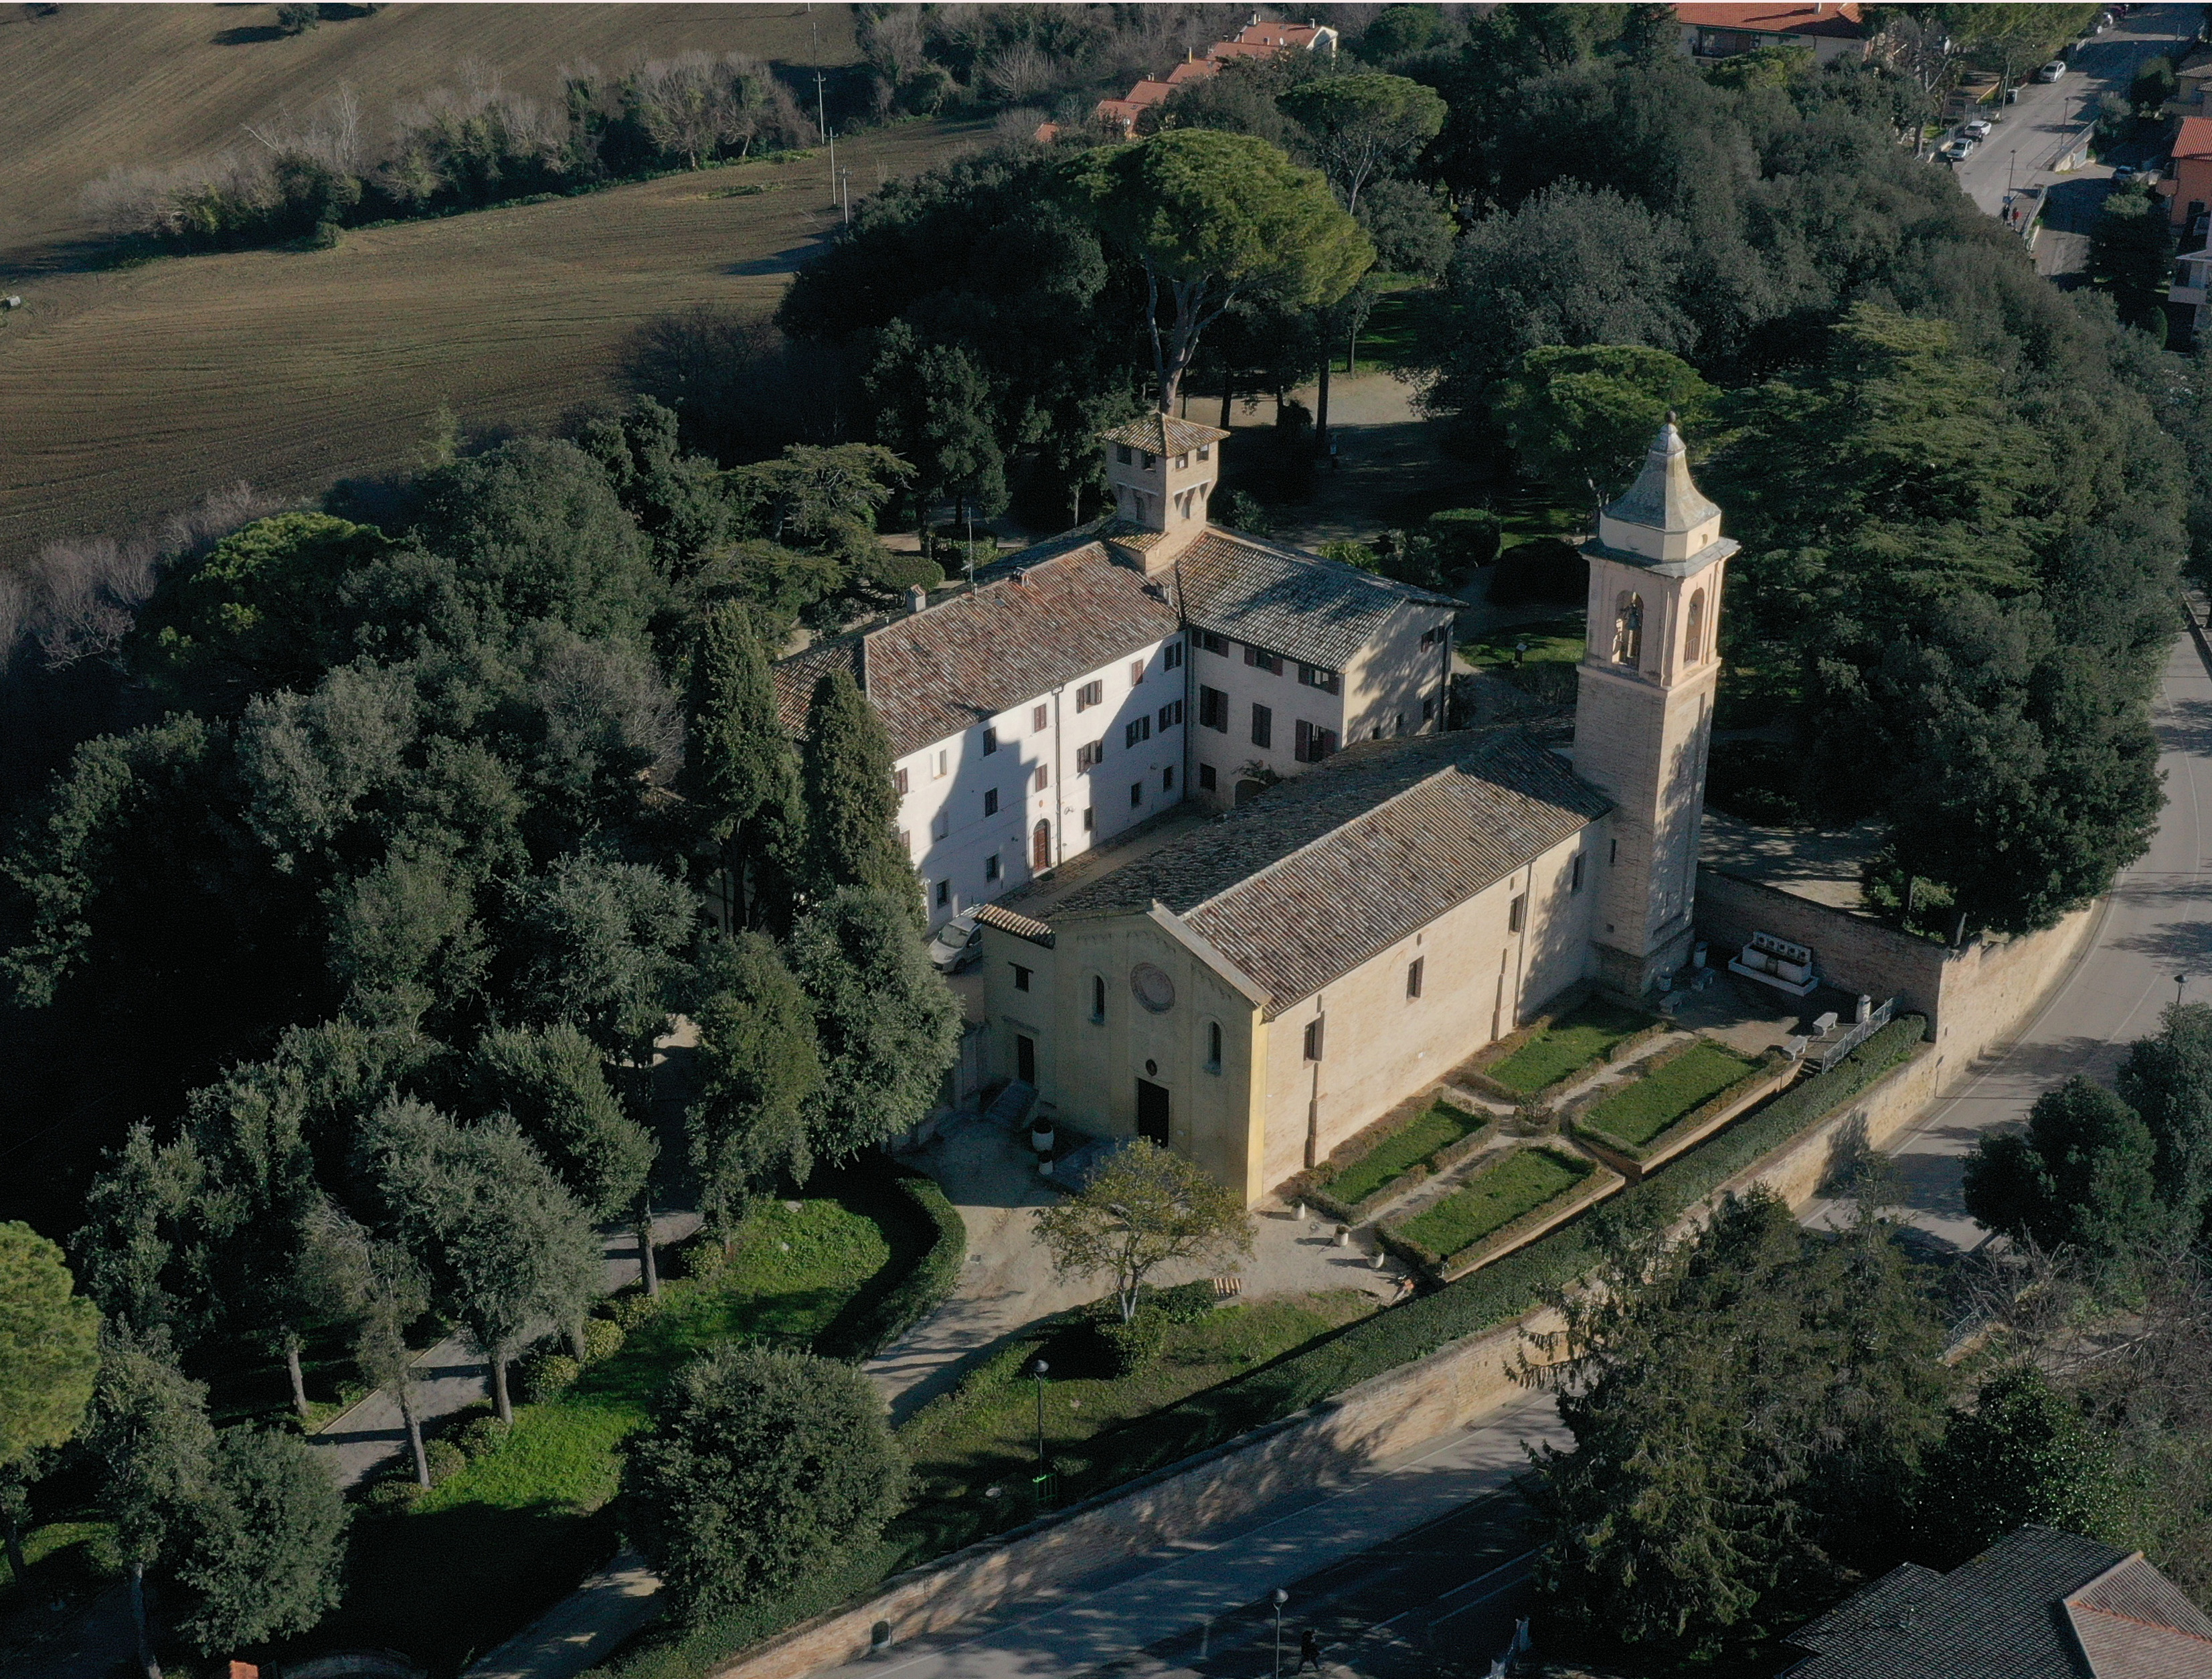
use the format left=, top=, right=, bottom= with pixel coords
left=604, top=1291, right=663, bottom=1331
left=622, top=1346, right=906, bottom=1623
left=1392, top=1146, right=1591, bottom=1263
left=454, top=1415, right=512, bottom=1460
left=521, top=1351, right=581, bottom=1401
left=424, top=1439, right=466, bottom=1484
left=1093, top=1309, right=1169, bottom=1376
left=1086, top=1018, right=1930, bottom=1485
left=1426, top=507, right=1502, bottom=573
left=1578, top=1042, right=1760, bottom=1150
left=361, top=1475, right=426, bottom=1515
left=581, top=1318, right=627, bottom=1365
left=1148, top=1280, right=1218, bottom=1324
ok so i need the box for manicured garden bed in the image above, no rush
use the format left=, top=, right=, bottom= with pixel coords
left=1476, top=999, right=1658, bottom=1097
left=273, top=1164, right=946, bottom=1676
left=1393, top=1147, right=1592, bottom=1260
left=1301, top=1099, right=1495, bottom=1220
left=1579, top=1042, right=1760, bottom=1149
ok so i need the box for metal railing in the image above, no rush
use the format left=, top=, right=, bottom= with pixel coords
left=1811, top=997, right=1897, bottom=1073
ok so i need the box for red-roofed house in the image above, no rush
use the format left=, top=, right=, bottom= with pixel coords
left=1089, top=15, right=1340, bottom=137
left=1675, top=3, right=1873, bottom=68
left=2168, top=114, right=2212, bottom=229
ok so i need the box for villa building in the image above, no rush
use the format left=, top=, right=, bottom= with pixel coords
left=772, top=416, right=1456, bottom=931
left=972, top=422, right=1732, bottom=1203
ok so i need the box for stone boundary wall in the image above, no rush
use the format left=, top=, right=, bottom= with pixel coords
left=707, top=1302, right=1561, bottom=1679
left=1693, top=867, right=2098, bottom=1071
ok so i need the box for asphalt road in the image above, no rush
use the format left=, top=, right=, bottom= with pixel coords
left=1946, top=4, right=2198, bottom=219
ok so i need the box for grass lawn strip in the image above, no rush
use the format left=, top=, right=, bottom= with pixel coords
left=1461, top=615, right=1586, bottom=669
left=1324, top=1101, right=1487, bottom=1208
left=1396, top=1148, right=1591, bottom=1259
left=1581, top=1042, right=1760, bottom=1149
left=288, top=1188, right=908, bottom=1674
left=1483, top=1000, right=1654, bottom=1097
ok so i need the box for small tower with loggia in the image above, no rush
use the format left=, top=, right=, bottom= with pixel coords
left=1098, top=412, right=1229, bottom=575
left=1571, top=419, right=1735, bottom=996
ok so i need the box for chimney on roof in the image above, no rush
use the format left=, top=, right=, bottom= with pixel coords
left=908, top=584, right=928, bottom=615
left=1011, top=568, right=1029, bottom=586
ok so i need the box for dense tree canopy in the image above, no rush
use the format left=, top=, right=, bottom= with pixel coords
left=622, top=1345, right=904, bottom=1621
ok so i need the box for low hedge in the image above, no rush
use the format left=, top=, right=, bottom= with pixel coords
left=1076, top=1015, right=1928, bottom=1487
left=818, top=1168, right=968, bottom=1362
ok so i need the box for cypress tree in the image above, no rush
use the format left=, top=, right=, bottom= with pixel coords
left=683, top=602, right=802, bottom=932
left=800, top=669, right=918, bottom=921
left=689, top=932, right=825, bottom=1245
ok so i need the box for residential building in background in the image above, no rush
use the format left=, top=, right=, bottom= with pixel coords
left=1673, top=1, right=1873, bottom=67
left=1780, top=1526, right=2212, bottom=1678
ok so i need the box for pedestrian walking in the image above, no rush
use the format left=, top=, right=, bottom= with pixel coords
left=1296, top=1627, right=1324, bottom=1672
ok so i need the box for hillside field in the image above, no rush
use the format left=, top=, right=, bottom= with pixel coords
left=0, top=1, right=863, bottom=274
left=0, top=117, right=981, bottom=565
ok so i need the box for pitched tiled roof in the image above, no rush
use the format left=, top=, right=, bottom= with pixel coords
left=1102, top=413, right=1230, bottom=456
left=770, top=545, right=1180, bottom=760
left=1781, top=1526, right=2212, bottom=1679
left=1675, top=2, right=1869, bottom=39
left=1050, top=731, right=1610, bottom=1012
left=975, top=903, right=1055, bottom=946
left=1173, top=527, right=1459, bottom=670
left=2177, top=116, right=2212, bottom=160
left=2067, top=1555, right=2212, bottom=1679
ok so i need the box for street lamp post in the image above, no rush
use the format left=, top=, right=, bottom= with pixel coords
left=2178, top=973, right=2193, bottom=1010
left=1271, top=1587, right=1289, bottom=1678
left=1029, top=1357, right=1049, bottom=1502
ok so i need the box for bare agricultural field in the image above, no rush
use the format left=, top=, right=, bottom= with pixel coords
left=0, top=1, right=861, bottom=273
left=0, top=119, right=982, bottom=566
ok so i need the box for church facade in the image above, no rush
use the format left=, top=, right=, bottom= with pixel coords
left=974, top=422, right=1734, bottom=1204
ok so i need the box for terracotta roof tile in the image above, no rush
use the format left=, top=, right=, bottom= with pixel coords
left=1173, top=527, right=1459, bottom=670
left=1102, top=413, right=1230, bottom=455
left=771, top=546, right=1180, bottom=759
left=2177, top=116, right=2212, bottom=159
left=975, top=903, right=1055, bottom=946
left=1049, top=731, right=1609, bottom=1012
left=1675, top=2, right=1867, bottom=37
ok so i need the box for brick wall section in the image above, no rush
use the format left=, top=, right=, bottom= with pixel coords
left=1694, top=868, right=2098, bottom=1070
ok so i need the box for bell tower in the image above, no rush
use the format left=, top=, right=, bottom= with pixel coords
left=1572, top=420, right=1734, bottom=996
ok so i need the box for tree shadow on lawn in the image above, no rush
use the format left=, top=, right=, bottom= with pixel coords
left=266, top=1499, right=620, bottom=1676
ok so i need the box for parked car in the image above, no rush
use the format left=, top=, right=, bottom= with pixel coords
left=2038, top=60, right=2067, bottom=82
left=1962, top=118, right=1994, bottom=139
left=926, top=910, right=983, bottom=973
left=2112, top=163, right=2138, bottom=183
left=1938, top=137, right=1977, bottom=162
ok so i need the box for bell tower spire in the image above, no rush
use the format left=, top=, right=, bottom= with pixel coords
left=1573, top=421, right=1735, bottom=996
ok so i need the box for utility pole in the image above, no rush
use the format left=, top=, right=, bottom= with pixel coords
left=816, top=71, right=833, bottom=209
left=1029, top=1358, right=1051, bottom=1504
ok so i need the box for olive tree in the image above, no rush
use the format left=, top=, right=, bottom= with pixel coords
left=1031, top=1139, right=1253, bottom=1323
